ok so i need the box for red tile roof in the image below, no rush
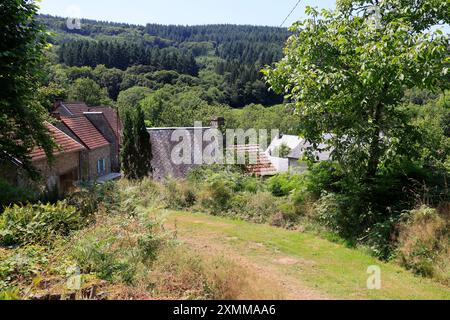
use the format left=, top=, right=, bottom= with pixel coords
left=228, top=145, right=277, bottom=176
left=61, top=116, right=110, bottom=150
left=62, top=103, right=89, bottom=116
left=89, top=106, right=122, bottom=140
left=30, top=122, right=85, bottom=161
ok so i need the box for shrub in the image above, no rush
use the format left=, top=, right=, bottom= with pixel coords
left=303, top=161, right=342, bottom=198
left=70, top=214, right=164, bottom=285
left=397, top=206, right=449, bottom=282
left=266, top=173, right=305, bottom=197
left=94, top=182, right=122, bottom=214
left=229, top=192, right=278, bottom=223
left=235, top=176, right=263, bottom=194
left=65, top=190, right=98, bottom=222
left=199, top=174, right=234, bottom=213
left=163, top=180, right=196, bottom=209
left=0, top=202, right=83, bottom=246
left=0, top=179, right=36, bottom=210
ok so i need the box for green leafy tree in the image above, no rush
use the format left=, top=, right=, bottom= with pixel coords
left=264, top=5, right=449, bottom=250
left=93, top=65, right=124, bottom=100
left=0, top=0, right=55, bottom=177
left=264, top=6, right=449, bottom=182
left=116, top=86, right=152, bottom=119
left=68, top=77, right=113, bottom=106
left=38, top=82, right=67, bottom=111
left=337, top=0, right=450, bottom=33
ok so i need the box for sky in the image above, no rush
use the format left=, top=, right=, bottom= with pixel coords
left=38, top=0, right=337, bottom=27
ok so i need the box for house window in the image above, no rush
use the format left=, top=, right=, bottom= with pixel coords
left=97, top=158, right=106, bottom=175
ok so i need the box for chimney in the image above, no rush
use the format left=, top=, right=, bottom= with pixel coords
left=53, top=99, right=63, bottom=111
left=52, top=111, right=62, bottom=121
left=210, top=117, right=225, bottom=129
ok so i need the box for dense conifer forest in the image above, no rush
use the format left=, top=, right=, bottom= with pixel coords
left=39, top=15, right=290, bottom=111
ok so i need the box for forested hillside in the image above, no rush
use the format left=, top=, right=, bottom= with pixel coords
left=38, top=14, right=291, bottom=125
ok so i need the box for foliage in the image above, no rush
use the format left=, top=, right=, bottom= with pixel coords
left=0, top=202, right=83, bottom=246
left=134, top=106, right=153, bottom=178
left=265, top=7, right=448, bottom=182
left=58, top=40, right=199, bottom=75
left=121, top=106, right=152, bottom=180
left=0, top=0, right=55, bottom=177
left=68, top=77, right=113, bottom=106
left=266, top=173, right=306, bottom=197
left=40, top=15, right=288, bottom=108
left=120, top=110, right=138, bottom=180
left=264, top=5, right=449, bottom=255
left=397, top=206, right=449, bottom=283
left=0, top=245, right=48, bottom=291
left=274, top=143, right=292, bottom=158
left=337, top=0, right=450, bottom=33
left=0, top=179, right=37, bottom=210
left=117, top=86, right=152, bottom=119
left=163, top=180, right=197, bottom=209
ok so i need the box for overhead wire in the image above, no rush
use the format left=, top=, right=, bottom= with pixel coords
left=280, top=0, right=303, bottom=27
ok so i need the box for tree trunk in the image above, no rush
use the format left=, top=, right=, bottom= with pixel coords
left=367, top=102, right=383, bottom=180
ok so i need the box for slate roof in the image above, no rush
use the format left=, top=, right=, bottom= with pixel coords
left=30, top=122, right=85, bottom=161
left=148, top=127, right=210, bottom=180
left=61, top=116, right=110, bottom=150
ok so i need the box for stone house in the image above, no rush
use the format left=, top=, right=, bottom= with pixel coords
left=0, top=122, right=86, bottom=195
left=54, top=101, right=122, bottom=173
left=58, top=115, right=113, bottom=181
left=1, top=101, right=122, bottom=195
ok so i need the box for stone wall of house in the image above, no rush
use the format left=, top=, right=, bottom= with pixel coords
left=87, top=145, right=111, bottom=180
left=84, top=113, right=119, bottom=172
left=32, top=151, right=81, bottom=193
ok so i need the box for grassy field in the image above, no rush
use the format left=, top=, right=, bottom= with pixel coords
left=164, top=211, right=450, bottom=300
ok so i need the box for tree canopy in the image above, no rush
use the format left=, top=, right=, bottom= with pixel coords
left=0, top=0, right=55, bottom=177
left=264, top=5, right=449, bottom=181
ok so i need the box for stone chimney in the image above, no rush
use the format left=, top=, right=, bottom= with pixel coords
left=52, top=111, right=62, bottom=121
left=53, top=99, right=63, bottom=111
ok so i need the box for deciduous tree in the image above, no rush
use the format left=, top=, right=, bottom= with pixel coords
left=0, top=0, right=55, bottom=177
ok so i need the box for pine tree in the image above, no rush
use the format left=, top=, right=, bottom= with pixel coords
left=120, top=110, right=138, bottom=180
left=134, top=105, right=152, bottom=179
left=120, top=106, right=152, bottom=180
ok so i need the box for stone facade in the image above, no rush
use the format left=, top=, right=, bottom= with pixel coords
left=55, top=118, right=114, bottom=182
left=85, top=145, right=111, bottom=181
left=32, top=151, right=81, bottom=194
left=84, top=112, right=120, bottom=172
